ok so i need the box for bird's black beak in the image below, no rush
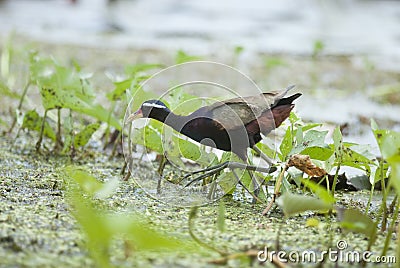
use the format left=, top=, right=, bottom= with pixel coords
left=126, top=109, right=143, bottom=124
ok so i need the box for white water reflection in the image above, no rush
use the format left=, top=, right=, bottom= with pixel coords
left=0, top=0, right=400, bottom=70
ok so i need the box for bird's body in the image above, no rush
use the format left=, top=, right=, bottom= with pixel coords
left=127, top=86, right=301, bottom=161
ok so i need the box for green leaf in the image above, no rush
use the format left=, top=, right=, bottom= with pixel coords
left=373, top=129, right=400, bottom=160
left=80, top=105, right=121, bottom=131
left=124, top=63, right=164, bottom=76
left=301, top=123, right=322, bottom=132
left=1, top=39, right=11, bottom=79
left=0, top=117, right=6, bottom=127
left=129, top=85, right=158, bottom=112
left=74, top=123, right=100, bottom=147
left=61, top=113, right=74, bottom=154
left=0, top=79, right=20, bottom=99
left=348, top=144, right=376, bottom=161
left=312, top=40, right=325, bottom=58
left=389, top=159, right=400, bottom=197
left=290, top=130, right=332, bottom=160
left=256, top=142, right=279, bottom=160
left=371, top=161, right=389, bottom=184
left=279, top=127, right=293, bottom=160
left=122, top=217, right=185, bottom=251
left=64, top=166, right=103, bottom=195
left=35, top=60, right=91, bottom=100
left=175, top=50, right=202, bottom=64
left=277, top=192, right=333, bottom=216
left=217, top=172, right=237, bottom=194
left=295, top=127, right=303, bottom=144
left=107, top=78, right=133, bottom=101
left=339, top=208, right=377, bottom=243
left=234, top=46, right=244, bottom=56
left=370, top=118, right=379, bottom=131
left=217, top=201, right=226, bottom=232
left=306, top=218, right=320, bottom=227
left=22, top=110, right=56, bottom=141
left=174, top=135, right=217, bottom=165
left=300, top=146, right=334, bottom=161
left=301, top=179, right=335, bottom=204
left=40, top=87, right=91, bottom=110
left=132, top=122, right=163, bottom=154
left=333, top=126, right=343, bottom=156
left=340, top=146, right=375, bottom=172
left=300, top=129, right=328, bottom=148
left=64, top=167, right=190, bottom=268
left=264, top=56, right=287, bottom=70
left=107, top=74, right=153, bottom=102
left=289, top=111, right=300, bottom=125
left=30, top=55, right=120, bottom=129
left=167, top=87, right=205, bottom=114
left=371, top=121, right=400, bottom=195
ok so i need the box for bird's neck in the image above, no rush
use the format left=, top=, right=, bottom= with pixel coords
left=150, top=110, right=188, bottom=133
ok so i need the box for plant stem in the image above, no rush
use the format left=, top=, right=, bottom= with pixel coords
left=331, top=163, right=341, bottom=196
left=188, top=207, right=227, bottom=256
left=110, top=130, right=122, bottom=158
left=366, top=183, right=375, bottom=214
left=8, top=81, right=30, bottom=133
left=382, top=197, right=398, bottom=256
left=103, top=101, right=117, bottom=150
left=380, top=160, right=388, bottom=232
left=397, top=215, right=400, bottom=265
left=54, top=108, right=63, bottom=152
left=35, top=109, right=48, bottom=152
left=262, top=165, right=288, bottom=215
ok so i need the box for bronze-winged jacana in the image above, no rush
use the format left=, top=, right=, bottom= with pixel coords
left=127, top=85, right=301, bottom=197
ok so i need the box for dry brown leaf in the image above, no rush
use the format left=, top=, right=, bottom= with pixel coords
left=287, top=154, right=327, bottom=177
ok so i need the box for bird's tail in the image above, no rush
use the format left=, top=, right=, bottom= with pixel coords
left=276, top=92, right=302, bottom=106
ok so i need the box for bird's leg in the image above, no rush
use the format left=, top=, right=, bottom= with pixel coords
left=231, top=170, right=264, bottom=203
left=35, top=109, right=48, bottom=152
left=183, top=161, right=230, bottom=179
left=207, top=174, right=219, bottom=200
left=156, top=155, right=169, bottom=194
left=247, top=170, right=260, bottom=204
left=157, top=154, right=168, bottom=176
left=225, top=162, right=275, bottom=173
left=184, top=162, right=229, bottom=187
left=184, top=161, right=276, bottom=187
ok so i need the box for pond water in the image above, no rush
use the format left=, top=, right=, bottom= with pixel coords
left=1, top=0, right=400, bottom=70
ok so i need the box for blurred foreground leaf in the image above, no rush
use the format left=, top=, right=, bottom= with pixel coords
left=301, top=179, right=335, bottom=204
left=338, top=208, right=377, bottom=244
left=64, top=166, right=196, bottom=267
left=277, top=192, right=333, bottom=216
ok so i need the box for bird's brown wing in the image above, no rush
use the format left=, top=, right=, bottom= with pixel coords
left=205, top=85, right=295, bottom=131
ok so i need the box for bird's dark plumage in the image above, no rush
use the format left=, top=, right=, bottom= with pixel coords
left=128, top=86, right=301, bottom=161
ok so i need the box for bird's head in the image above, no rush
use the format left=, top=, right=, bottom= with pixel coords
left=126, top=99, right=170, bottom=123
